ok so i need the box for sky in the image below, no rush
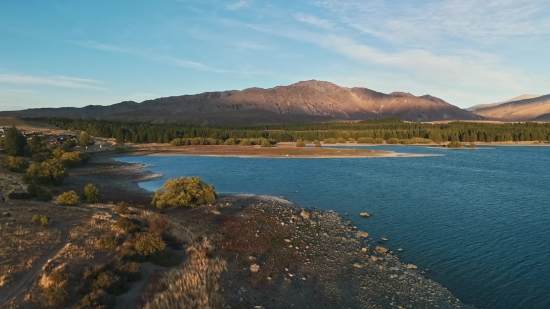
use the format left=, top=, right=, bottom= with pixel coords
left=0, top=0, right=549, bottom=111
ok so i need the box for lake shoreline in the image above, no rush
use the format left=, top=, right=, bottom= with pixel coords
left=79, top=151, right=475, bottom=308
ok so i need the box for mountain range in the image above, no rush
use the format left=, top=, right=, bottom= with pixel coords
left=0, top=80, right=484, bottom=125
left=470, top=94, right=550, bottom=122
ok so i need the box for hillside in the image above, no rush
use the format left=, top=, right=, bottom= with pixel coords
left=0, top=80, right=483, bottom=125
left=468, top=94, right=541, bottom=111
left=473, top=94, right=550, bottom=122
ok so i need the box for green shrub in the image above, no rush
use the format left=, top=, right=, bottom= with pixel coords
left=92, top=271, right=124, bottom=295
left=98, top=235, right=119, bottom=249
left=323, top=138, right=336, bottom=144
left=151, top=176, right=218, bottom=209
left=28, top=184, right=53, bottom=202
left=313, top=140, right=321, bottom=147
left=76, top=289, right=115, bottom=309
left=32, top=214, right=41, bottom=223
left=348, top=138, right=356, bottom=143
left=386, top=138, right=400, bottom=144
left=114, top=218, right=139, bottom=234
left=57, top=190, right=79, bottom=206
left=115, top=261, right=142, bottom=282
left=357, top=137, right=375, bottom=144
left=134, top=232, right=166, bottom=256
left=260, top=139, right=271, bottom=147
left=40, top=216, right=50, bottom=226
left=149, top=214, right=170, bottom=235
left=2, top=156, right=29, bottom=172
left=295, top=139, right=306, bottom=147
left=114, top=202, right=129, bottom=215
left=373, top=138, right=384, bottom=144
left=448, top=141, right=465, bottom=148
left=43, top=286, right=67, bottom=307
left=240, top=139, right=252, bottom=146
left=84, top=183, right=99, bottom=203
left=32, top=152, right=53, bottom=163
left=60, top=151, right=89, bottom=167
left=336, top=137, right=347, bottom=143
left=224, top=138, right=236, bottom=145
left=25, top=159, right=68, bottom=186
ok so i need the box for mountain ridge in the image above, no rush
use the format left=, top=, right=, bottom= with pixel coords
left=473, top=94, right=550, bottom=122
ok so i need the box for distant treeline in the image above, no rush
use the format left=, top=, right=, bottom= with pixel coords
left=25, top=117, right=550, bottom=143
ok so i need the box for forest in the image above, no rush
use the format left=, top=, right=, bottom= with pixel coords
left=24, top=117, right=550, bottom=144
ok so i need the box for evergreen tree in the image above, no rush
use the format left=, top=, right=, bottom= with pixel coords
left=3, top=126, right=27, bottom=156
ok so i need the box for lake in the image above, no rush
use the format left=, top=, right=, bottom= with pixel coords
left=115, top=145, right=550, bottom=309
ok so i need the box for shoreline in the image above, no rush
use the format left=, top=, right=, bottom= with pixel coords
left=95, top=152, right=475, bottom=308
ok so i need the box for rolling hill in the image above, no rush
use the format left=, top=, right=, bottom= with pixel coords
left=473, top=94, right=550, bottom=122
left=468, top=94, right=541, bottom=112
left=0, top=80, right=483, bottom=125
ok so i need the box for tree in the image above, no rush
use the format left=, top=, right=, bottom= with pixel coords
left=313, top=140, right=322, bottom=147
left=260, top=139, right=271, bottom=147
left=295, top=139, right=306, bottom=147
left=84, top=183, right=99, bottom=203
left=25, top=159, right=68, bottom=186
left=79, top=132, right=92, bottom=147
left=152, top=177, right=218, bottom=209
left=2, top=156, right=29, bottom=172
left=57, top=190, right=79, bottom=205
left=3, top=126, right=26, bottom=156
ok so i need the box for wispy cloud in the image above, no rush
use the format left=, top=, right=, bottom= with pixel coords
left=0, top=74, right=104, bottom=89
left=293, top=12, right=335, bottom=30
left=227, top=0, right=252, bottom=10
left=75, top=40, right=227, bottom=73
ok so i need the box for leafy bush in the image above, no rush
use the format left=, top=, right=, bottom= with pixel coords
left=295, top=139, right=306, bottom=147
left=57, top=190, right=79, bottom=206
left=149, top=214, right=170, bottom=235
left=448, top=141, right=465, bottom=148
left=114, top=202, right=129, bottom=215
left=348, top=138, right=356, bottom=143
left=386, top=138, right=400, bottom=144
left=32, top=152, right=53, bottom=163
left=373, top=138, right=384, bottom=144
left=77, top=289, right=115, bottom=309
left=84, top=183, right=99, bottom=203
left=27, top=184, right=53, bottom=202
left=260, top=139, right=271, bottom=147
left=357, top=137, right=375, bottom=144
left=98, top=235, right=119, bottom=249
left=115, top=261, right=142, bottom=282
left=2, top=156, right=29, bottom=172
left=323, top=138, right=336, bottom=144
left=151, top=176, right=218, bottom=209
left=313, top=140, right=321, bottom=147
left=240, top=139, right=252, bottom=146
left=92, top=271, right=124, bottom=295
left=115, top=218, right=139, bottom=234
left=25, top=159, right=68, bottom=186
left=224, top=138, right=236, bottom=145
left=32, top=214, right=41, bottom=223
left=336, top=137, right=347, bottom=143
left=40, top=215, right=50, bottom=226
left=150, top=250, right=182, bottom=267
left=134, top=232, right=166, bottom=256
left=60, top=151, right=89, bottom=167
left=43, top=286, right=67, bottom=307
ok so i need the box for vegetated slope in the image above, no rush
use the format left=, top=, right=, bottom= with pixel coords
left=468, top=94, right=541, bottom=111
left=473, top=94, right=550, bottom=122
left=0, top=80, right=483, bottom=125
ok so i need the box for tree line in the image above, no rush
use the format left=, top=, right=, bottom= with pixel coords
left=23, top=117, right=550, bottom=144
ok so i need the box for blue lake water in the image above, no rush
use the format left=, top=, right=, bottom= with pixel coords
left=115, top=145, right=550, bottom=309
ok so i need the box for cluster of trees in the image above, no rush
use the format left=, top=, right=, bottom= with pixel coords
left=151, top=177, right=218, bottom=209
left=170, top=137, right=277, bottom=147
left=22, top=117, right=550, bottom=144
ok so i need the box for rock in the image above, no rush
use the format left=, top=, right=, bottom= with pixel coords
left=375, top=246, right=389, bottom=253
left=397, top=248, right=404, bottom=252
left=353, top=263, right=363, bottom=269
left=250, top=264, right=260, bottom=272
left=378, top=238, right=388, bottom=243
left=407, top=264, right=418, bottom=270
left=254, top=306, right=265, bottom=309
left=284, top=239, right=292, bottom=243
left=361, top=248, right=367, bottom=252
left=371, top=256, right=378, bottom=262
left=300, top=210, right=310, bottom=219
left=357, top=231, right=369, bottom=238
left=0, top=212, right=10, bottom=217
left=389, top=274, right=398, bottom=279
left=360, top=212, right=370, bottom=217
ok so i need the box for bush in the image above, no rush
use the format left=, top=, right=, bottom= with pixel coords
left=41, top=215, right=50, bottom=226
left=134, top=232, right=166, bottom=256
left=149, top=214, right=170, bottom=235
left=115, top=217, right=140, bottom=234
left=27, top=184, right=53, bottom=202
left=60, top=151, right=89, bottom=167
left=2, top=156, right=29, bottom=172
left=32, top=152, right=53, bottom=163
left=468, top=143, right=476, bottom=148
left=114, top=202, right=129, bottom=215
left=357, top=137, right=375, bottom=144
left=224, top=138, right=236, bottom=145
left=295, top=139, right=306, bottom=147
left=43, top=286, right=67, bottom=307
left=25, top=159, right=68, bottom=186
left=115, top=261, right=142, bottom=282
left=92, top=271, right=124, bottom=295
left=32, top=214, right=41, bottom=223
left=84, top=183, right=99, bottom=203
left=386, top=138, right=400, bottom=144
left=76, top=289, right=115, bottom=309
left=260, top=139, right=271, bottom=147
left=336, top=137, right=347, bottom=144
left=373, top=138, right=384, bottom=144
left=152, top=176, right=218, bottom=209
left=57, top=190, right=79, bottom=206
left=448, top=141, right=465, bottom=148
left=348, top=138, right=356, bottom=143
left=98, top=235, right=119, bottom=249
left=150, top=250, right=182, bottom=267
left=323, top=138, right=336, bottom=144
left=240, top=139, right=252, bottom=146
left=313, top=140, right=321, bottom=147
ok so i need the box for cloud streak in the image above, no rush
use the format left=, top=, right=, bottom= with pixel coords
left=0, top=74, right=104, bottom=89
left=227, top=0, right=251, bottom=10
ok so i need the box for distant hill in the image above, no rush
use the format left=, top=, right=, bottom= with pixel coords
left=0, top=80, right=483, bottom=125
left=473, top=94, right=550, bottom=122
left=468, top=94, right=541, bottom=112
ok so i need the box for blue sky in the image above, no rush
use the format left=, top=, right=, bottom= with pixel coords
left=0, top=0, right=549, bottom=110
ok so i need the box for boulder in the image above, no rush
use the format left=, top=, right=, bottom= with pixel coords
left=375, top=246, right=388, bottom=253
left=407, top=264, right=418, bottom=270
left=250, top=264, right=260, bottom=273
left=397, top=248, right=404, bottom=252
left=300, top=210, right=310, bottom=219
left=357, top=231, right=369, bottom=238
left=359, top=212, right=370, bottom=217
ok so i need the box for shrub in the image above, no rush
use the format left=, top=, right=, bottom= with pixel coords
left=295, top=139, right=306, bottom=147
left=57, top=190, right=79, bottom=206
left=43, top=286, right=67, bottom=307
left=386, top=138, right=400, bottom=144
left=240, top=139, right=252, bottom=146
left=468, top=143, right=476, bottom=148
left=84, top=183, right=99, bottom=203
left=373, top=138, right=384, bottom=144
left=224, top=138, right=236, bottom=145
left=313, top=140, right=321, bottom=147
left=336, top=137, right=347, bottom=143
left=149, top=214, right=170, bottom=235
left=92, top=271, right=124, bottom=295
left=76, top=289, right=115, bottom=309
left=448, top=141, right=465, bottom=148
left=134, top=232, right=166, bottom=256
left=151, top=176, right=218, bottom=209
left=150, top=250, right=182, bottom=267
left=60, top=151, right=89, bottom=167
left=98, top=235, right=119, bottom=249
left=348, top=138, right=356, bottom=143
left=114, top=202, right=129, bottom=215
left=115, top=218, right=139, bottom=234
left=40, top=216, right=50, bottom=226
left=32, top=214, right=41, bottom=223
left=357, top=137, right=375, bottom=144
left=260, top=139, right=271, bottom=147
left=323, top=138, right=336, bottom=144
left=32, top=152, right=53, bottom=163
left=2, top=156, right=29, bottom=172
left=28, top=184, right=53, bottom=202
left=25, top=159, right=68, bottom=186
left=115, top=261, right=142, bottom=282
